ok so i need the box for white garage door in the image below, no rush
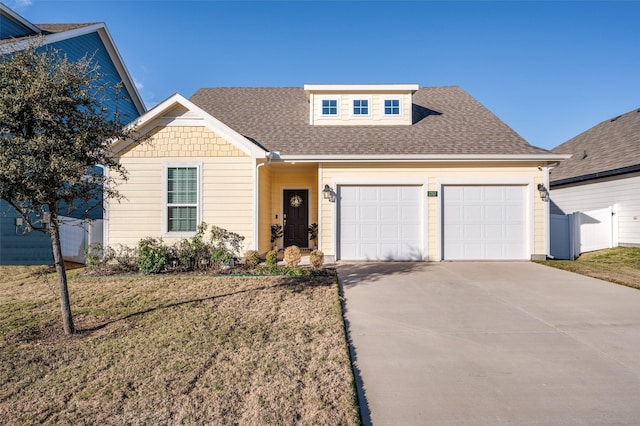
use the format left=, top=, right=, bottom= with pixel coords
left=339, top=185, right=422, bottom=261
left=443, top=185, right=527, bottom=260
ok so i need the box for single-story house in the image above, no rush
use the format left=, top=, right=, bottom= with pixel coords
left=0, top=3, right=145, bottom=265
left=108, top=84, right=567, bottom=261
left=550, top=107, right=640, bottom=246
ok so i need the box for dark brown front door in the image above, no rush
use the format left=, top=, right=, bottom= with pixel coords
left=283, top=189, right=308, bottom=248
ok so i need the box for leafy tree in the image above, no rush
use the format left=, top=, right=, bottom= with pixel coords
left=0, top=39, right=138, bottom=335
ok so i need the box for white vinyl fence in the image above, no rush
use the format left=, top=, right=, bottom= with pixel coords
left=550, top=206, right=617, bottom=260
left=59, top=216, right=104, bottom=264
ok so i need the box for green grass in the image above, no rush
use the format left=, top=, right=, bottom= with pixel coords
left=0, top=266, right=360, bottom=425
left=537, top=246, right=640, bottom=290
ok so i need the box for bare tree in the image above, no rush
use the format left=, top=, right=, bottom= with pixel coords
left=0, top=39, right=138, bottom=335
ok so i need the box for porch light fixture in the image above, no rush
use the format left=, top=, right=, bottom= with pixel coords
left=537, top=183, right=549, bottom=202
left=322, top=184, right=336, bottom=202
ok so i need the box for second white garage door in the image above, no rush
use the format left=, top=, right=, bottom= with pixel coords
left=338, top=185, right=422, bottom=261
left=443, top=185, right=527, bottom=260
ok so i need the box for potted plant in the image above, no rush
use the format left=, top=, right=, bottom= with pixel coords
left=271, top=224, right=283, bottom=250
left=308, top=222, right=318, bottom=249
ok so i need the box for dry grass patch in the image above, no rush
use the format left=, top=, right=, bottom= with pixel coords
left=0, top=267, right=359, bottom=425
left=537, top=246, right=640, bottom=290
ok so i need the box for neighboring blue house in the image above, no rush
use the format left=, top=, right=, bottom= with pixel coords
left=0, top=3, right=146, bottom=265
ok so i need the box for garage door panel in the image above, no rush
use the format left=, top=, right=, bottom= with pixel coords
left=485, top=205, right=504, bottom=220
left=339, top=185, right=422, bottom=261
left=359, top=206, right=379, bottom=221
left=360, top=224, right=378, bottom=239
left=444, top=185, right=527, bottom=260
left=463, top=186, right=483, bottom=201
left=506, top=206, right=524, bottom=220
left=402, top=206, right=420, bottom=221
left=463, top=206, right=482, bottom=220
left=380, top=224, right=399, bottom=239
left=484, top=224, right=504, bottom=240
left=380, top=206, right=399, bottom=221
left=380, top=186, right=400, bottom=201
left=359, top=187, right=379, bottom=201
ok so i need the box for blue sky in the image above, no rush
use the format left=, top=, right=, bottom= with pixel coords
left=9, top=0, right=640, bottom=150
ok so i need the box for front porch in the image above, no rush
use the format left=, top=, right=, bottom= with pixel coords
left=258, top=162, right=320, bottom=254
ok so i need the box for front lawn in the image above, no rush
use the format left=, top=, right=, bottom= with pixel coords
left=537, top=246, right=640, bottom=290
left=0, top=266, right=359, bottom=425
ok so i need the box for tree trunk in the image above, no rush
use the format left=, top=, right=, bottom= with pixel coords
left=49, top=209, right=75, bottom=335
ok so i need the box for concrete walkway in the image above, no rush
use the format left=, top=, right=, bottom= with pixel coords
left=338, top=262, right=640, bottom=425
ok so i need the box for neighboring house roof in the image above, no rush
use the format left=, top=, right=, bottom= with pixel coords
left=551, top=107, right=640, bottom=185
left=34, top=23, right=98, bottom=34
left=0, top=3, right=145, bottom=116
left=189, top=86, right=553, bottom=157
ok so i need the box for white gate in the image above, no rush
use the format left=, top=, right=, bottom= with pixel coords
left=550, top=206, right=616, bottom=260
left=59, top=216, right=104, bottom=263
left=577, top=207, right=614, bottom=253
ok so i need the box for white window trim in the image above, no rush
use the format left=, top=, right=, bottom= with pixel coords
left=162, top=162, right=202, bottom=237
left=382, top=97, right=402, bottom=117
left=318, top=96, right=341, bottom=119
left=350, top=96, right=372, bottom=118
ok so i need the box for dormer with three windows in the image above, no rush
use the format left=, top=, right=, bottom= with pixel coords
left=304, top=84, right=418, bottom=126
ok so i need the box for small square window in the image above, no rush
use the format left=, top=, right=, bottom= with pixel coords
left=353, top=99, right=369, bottom=115
left=322, top=99, right=338, bottom=115
left=384, top=99, right=400, bottom=115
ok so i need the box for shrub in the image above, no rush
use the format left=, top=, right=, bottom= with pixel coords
left=110, top=244, right=138, bottom=272
left=266, top=250, right=278, bottom=268
left=83, top=243, right=138, bottom=276
left=284, top=245, right=302, bottom=267
left=270, top=224, right=283, bottom=245
left=137, top=237, right=170, bottom=274
left=173, top=223, right=210, bottom=270
left=244, top=250, right=261, bottom=268
left=209, top=225, right=244, bottom=259
left=84, top=243, right=103, bottom=269
left=308, top=223, right=318, bottom=245
left=210, top=248, right=232, bottom=270
left=309, top=250, right=324, bottom=268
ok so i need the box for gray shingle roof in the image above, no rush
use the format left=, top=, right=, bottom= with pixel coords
left=35, top=23, right=98, bottom=33
left=190, top=86, right=550, bottom=156
left=551, top=107, right=640, bottom=184
left=0, top=23, right=97, bottom=45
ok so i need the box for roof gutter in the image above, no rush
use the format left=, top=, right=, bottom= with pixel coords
left=277, top=153, right=572, bottom=163
left=550, top=163, right=640, bottom=187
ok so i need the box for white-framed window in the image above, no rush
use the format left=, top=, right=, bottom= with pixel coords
left=383, top=98, right=401, bottom=116
left=164, top=164, right=201, bottom=234
left=352, top=98, right=369, bottom=116
left=321, top=98, right=339, bottom=116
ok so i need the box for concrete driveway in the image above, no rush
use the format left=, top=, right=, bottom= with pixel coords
left=338, top=262, right=640, bottom=425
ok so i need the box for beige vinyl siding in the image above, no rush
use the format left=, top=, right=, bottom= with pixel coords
left=258, top=164, right=273, bottom=253
left=109, top=126, right=254, bottom=249
left=320, top=162, right=547, bottom=261
left=312, top=92, right=412, bottom=126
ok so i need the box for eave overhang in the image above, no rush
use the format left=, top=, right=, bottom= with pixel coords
left=274, top=153, right=572, bottom=163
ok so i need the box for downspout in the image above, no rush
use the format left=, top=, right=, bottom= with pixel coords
left=254, top=151, right=277, bottom=251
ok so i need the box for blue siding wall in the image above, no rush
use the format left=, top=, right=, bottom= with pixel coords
left=0, top=14, right=34, bottom=39
left=0, top=201, right=53, bottom=265
left=0, top=32, right=141, bottom=265
left=58, top=166, right=104, bottom=221
left=47, top=32, right=140, bottom=123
